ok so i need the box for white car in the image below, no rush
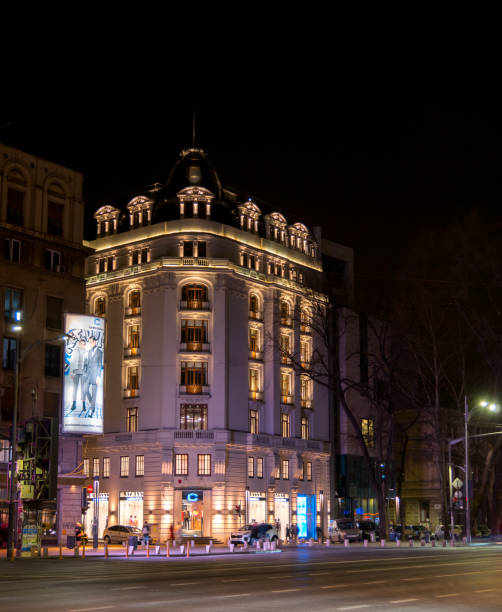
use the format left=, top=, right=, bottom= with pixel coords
left=102, top=525, right=143, bottom=544
left=231, top=523, right=278, bottom=545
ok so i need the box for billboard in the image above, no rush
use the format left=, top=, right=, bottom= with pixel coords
left=63, top=314, right=105, bottom=434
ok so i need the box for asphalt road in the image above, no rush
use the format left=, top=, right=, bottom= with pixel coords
left=1, top=545, right=501, bottom=611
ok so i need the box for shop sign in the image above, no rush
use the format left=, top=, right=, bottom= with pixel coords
left=248, top=492, right=266, bottom=501
left=275, top=493, right=289, bottom=501
left=89, top=492, right=109, bottom=501
left=120, top=491, right=143, bottom=501
left=182, top=490, right=203, bottom=502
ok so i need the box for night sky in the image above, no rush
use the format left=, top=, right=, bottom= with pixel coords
left=1, top=43, right=500, bottom=292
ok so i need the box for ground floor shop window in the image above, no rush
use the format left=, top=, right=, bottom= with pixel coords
left=274, top=494, right=290, bottom=540
left=297, top=494, right=316, bottom=539
left=181, top=490, right=204, bottom=536
left=84, top=493, right=109, bottom=539
left=119, top=491, right=143, bottom=527
left=247, top=492, right=266, bottom=524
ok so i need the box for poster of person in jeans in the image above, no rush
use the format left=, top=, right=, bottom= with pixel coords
left=63, top=314, right=105, bottom=434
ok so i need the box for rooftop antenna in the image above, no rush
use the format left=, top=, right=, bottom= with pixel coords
left=192, top=111, right=196, bottom=145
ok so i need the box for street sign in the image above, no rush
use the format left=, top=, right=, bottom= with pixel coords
left=452, top=477, right=463, bottom=490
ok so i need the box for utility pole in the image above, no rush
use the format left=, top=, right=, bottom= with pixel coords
left=464, top=395, right=471, bottom=544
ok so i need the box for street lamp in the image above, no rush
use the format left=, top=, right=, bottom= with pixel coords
left=448, top=396, right=501, bottom=546
left=6, top=325, right=73, bottom=560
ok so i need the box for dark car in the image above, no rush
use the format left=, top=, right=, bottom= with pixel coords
left=357, top=520, right=379, bottom=541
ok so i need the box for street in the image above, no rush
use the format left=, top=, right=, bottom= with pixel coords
left=1, top=545, right=501, bottom=611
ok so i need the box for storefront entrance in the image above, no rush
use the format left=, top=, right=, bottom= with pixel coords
left=297, top=494, right=316, bottom=539
left=247, top=492, right=266, bottom=525
left=119, top=491, right=143, bottom=528
left=84, top=493, right=109, bottom=538
left=181, top=490, right=204, bottom=536
left=274, top=493, right=290, bottom=540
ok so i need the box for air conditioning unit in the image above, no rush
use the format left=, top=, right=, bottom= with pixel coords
left=55, top=264, right=66, bottom=273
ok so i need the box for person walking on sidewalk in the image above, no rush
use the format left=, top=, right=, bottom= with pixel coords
left=142, top=521, right=151, bottom=546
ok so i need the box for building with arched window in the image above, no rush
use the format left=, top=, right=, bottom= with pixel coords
left=83, top=145, right=353, bottom=543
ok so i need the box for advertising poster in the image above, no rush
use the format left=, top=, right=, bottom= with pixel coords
left=63, top=314, right=105, bottom=434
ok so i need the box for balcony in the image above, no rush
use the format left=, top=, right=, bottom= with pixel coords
left=124, top=347, right=140, bottom=358
left=281, top=394, right=294, bottom=405
left=174, top=430, right=214, bottom=440
left=180, top=342, right=210, bottom=353
left=182, top=257, right=209, bottom=266
left=248, top=350, right=263, bottom=361
left=124, top=388, right=139, bottom=398
left=125, top=306, right=141, bottom=317
left=179, top=384, right=210, bottom=395
left=249, top=390, right=263, bottom=401
left=180, top=300, right=211, bottom=311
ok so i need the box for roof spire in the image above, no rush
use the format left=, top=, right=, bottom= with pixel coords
left=192, top=111, right=196, bottom=145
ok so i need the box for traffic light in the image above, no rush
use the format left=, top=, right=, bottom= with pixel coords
left=82, top=487, right=89, bottom=512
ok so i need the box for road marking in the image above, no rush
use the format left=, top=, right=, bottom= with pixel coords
left=110, top=586, right=146, bottom=591
left=474, top=589, right=496, bottom=593
left=309, top=571, right=330, bottom=575
left=401, top=577, right=422, bottom=581
left=221, top=578, right=249, bottom=582
left=390, top=599, right=419, bottom=604
left=169, top=581, right=201, bottom=586
left=435, top=593, right=458, bottom=598
left=267, top=574, right=293, bottom=579
left=321, top=584, right=351, bottom=589
left=436, top=571, right=482, bottom=577
left=69, top=607, right=116, bottom=612
left=338, top=606, right=369, bottom=611
left=215, top=593, right=250, bottom=598
left=362, top=580, right=386, bottom=584
left=271, top=588, right=301, bottom=593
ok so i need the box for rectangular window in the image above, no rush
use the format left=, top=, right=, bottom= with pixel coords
left=93, top=458, right=100, bottom=478
left=132, top=251, right=140, bottom=265
left=248, top=456, right=255, bottom=478
left=180, top=404, right=208, bottom=430
left=128, top=325, right=140, bottom=350
left=120, top=456, right=129, bottom=477
left=306, top=461, right=312, bottom=481
left=249, top=328, right=259, bottom=353
left=180, top=361, right=207, bottom=391
left=127, top=366, right=139, bottom=390
left=280, top=412, right=290, bottom=437
left=175, top=454, right=188, bottom=475
left=280, top=371, right=292, bottom=398
left=83, top=458, right=90, bottom=478
left=4, top=287, right=23, bottom=321
left=197, top=454, right=211, bottom=476
left=257, top=457, right=263, bottom=478
left=249, top=409, right=259, bottom=434
left=2, top=337, right=17, bottom=370
left=361, top=418, right=374, bottom=448
left=183, top=241, right=194, bottom=257
left=47, top=200, right=64, bottom=236
left=7, top=188, right=24, bottom=225
left=44, top=344, right=61, bottom=377
left=46, top=296, right=63, bottom=329
left=197, top=241, right=206, bottom=258
left=249, top=368, right=259, bottom=392
left=5, top=239, right=21, bottom=262
left=282, top=459, right=289, bottom=480
left=103, top=457, right=110, bottom=478
left=127, top=407, right=138, bottom=432
left=299, top=460, right=304, bottom=481
left=301, top=416, right=310, bottom=440
left=45, top=248, right=61, bottom=272
left=280, top=334, right=291, bottom=364
left=135, top=455, right=145, bottom=477
left=181, top=319, right=207, bottom=348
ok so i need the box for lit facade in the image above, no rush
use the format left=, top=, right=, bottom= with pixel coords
left=82, top=147, right=339, bottom=542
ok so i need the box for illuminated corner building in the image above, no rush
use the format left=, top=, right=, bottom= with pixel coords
left=82, top=146, right=351, bottom=542
left=0, top=143, right=90, bottom=542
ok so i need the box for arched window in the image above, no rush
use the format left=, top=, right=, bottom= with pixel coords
left=182, top=284, right=208, bottom=309
left=95, top=297, right=106, bottom=315
left=129, top=290, right=141, bottom=309
left=280, top=300, right=291, bottom=326
left=249, top=294, right=261, bottom=319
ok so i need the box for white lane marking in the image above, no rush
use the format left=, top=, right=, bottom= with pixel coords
left=401, top=577, right=422, bottom=581
left=362, top=580, right=386, bottom=584
left=267, top=574, right=293, bottom=579
left=110, top=586, right=146, bottom=591
left=435, top=571, right=482, bottom=577
left=215, top=593, right=250, bottom=598
left=348, top=559, right=492, bottom=574
left=474, top=589, right=496, bottom=593
left=321, top=584, right=351, bottom=589
left=221, top=578, right=249, bottom=582
left=169, top=581, right=201, bottom=586
left=338, top=606, right=369, bottom=611
left=435, top=593, right=458, bottom=598
left=271, top=588, right=301, bottom=593
left=309, top=571, right=330, bottom=575
left=69, top=607, right=115, bottom=612
left=391, top=599, right=419, bottom=604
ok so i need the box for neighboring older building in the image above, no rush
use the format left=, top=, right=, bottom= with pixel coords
left=0, top=143, right=89, bottom=544
left=82, top=146, right=353, bottom=543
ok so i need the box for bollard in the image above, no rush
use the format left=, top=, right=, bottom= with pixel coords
left=74, top=546, right=80, bottom=558
left=191, top=539, right=195, bottom=548
left=380, top=539, right=385, bottom=548
left=420, top=539, right=425, bottom=547
left=432, top=539, right=436, bottom=547
left=166, top=542, right=170, bottom=557
left=155, top=545, right=160, bottom=555
left=256, top=539, right=261, bottom=549
left=105, top=543, right=109, bottom=559
left=186, top=543, right=190, bottom=557
left=308, top=538, right=313, bottom=547
left=125, top=545, right=129, bottom=558
left=229, top=543, right=234, bottom=553
left=462, top=536, right=467, bottom=545
left=344, top=539, right=349, bottom=547
left=363, top=539, right=368, bottom=547
left=370, top=532, right=376, bottom=543
left=146, top=543, right=150, bottom=558
left=325, top=538, right=331, bottom=546
left=129, top=545, right=134, bottom=556
left=59, top=545, right=63, bottom=560
left=271, top=540, right=277, bottom=550
left=43, top=547, right=49, bottom=558
left=180, top=544, right=184, bottom=554
left=442, top=540, right=446, bottom=547
left=409, top=538, right=413, bottom=547
left=206, top=544, right=211, bottom=553
left=450, top=539, right=455, bottom=547
left=396, top=539, right=400, bottom=547
left=82, top=543, right=86, bottom=559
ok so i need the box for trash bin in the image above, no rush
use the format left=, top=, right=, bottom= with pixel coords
left=66, top=535, right=76, bottom=549
left=128, top=535, right=138, bottom=550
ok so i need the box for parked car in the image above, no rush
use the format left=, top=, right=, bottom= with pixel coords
left=102, top=525, right=144, bottom=545
left=231, top=523, right=278, bottom=545
left=436, top=524, right=463, bottom=539
left=357, top=520, right=379, bottom=541
left=329, top=519, right=362, bottom=543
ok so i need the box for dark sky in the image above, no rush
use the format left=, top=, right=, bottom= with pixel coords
left=1, top=41, right=500, bottom=283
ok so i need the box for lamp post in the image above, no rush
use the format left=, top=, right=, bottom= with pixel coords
left=6, top=328, right=73, bottom=560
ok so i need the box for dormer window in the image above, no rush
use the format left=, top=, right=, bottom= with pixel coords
left=127, top=196, right=153, bottom=229
left=265, top=212, right=288, bottom=244
left=177, top=186, right=214, bottom=220
left=238, top=200, right=261, bottom=234
left=94, top=205, right=120, bottom=237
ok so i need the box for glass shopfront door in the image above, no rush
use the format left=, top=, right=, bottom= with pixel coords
left=181, top=490, right=204, bottom=536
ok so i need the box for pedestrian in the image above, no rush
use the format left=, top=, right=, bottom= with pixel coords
left=169, top=523, right=174, bottom=543
left=142, top=521, right=151, bottom=546
left=286, top=525, right=291, bottom=542
left=291, top=523, right=298, bottom=543
left=316, top=525, right=322, bottom=542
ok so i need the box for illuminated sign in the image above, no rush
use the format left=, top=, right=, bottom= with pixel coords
left=120, top=491, right=144, bottom=501
left=182, top=490, right=203, bottom=502
left=187, top=493, right=199, bottom=502
left=297, top=495, right=308, bottom=538
left=63, top=314, right=105, bottom=434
